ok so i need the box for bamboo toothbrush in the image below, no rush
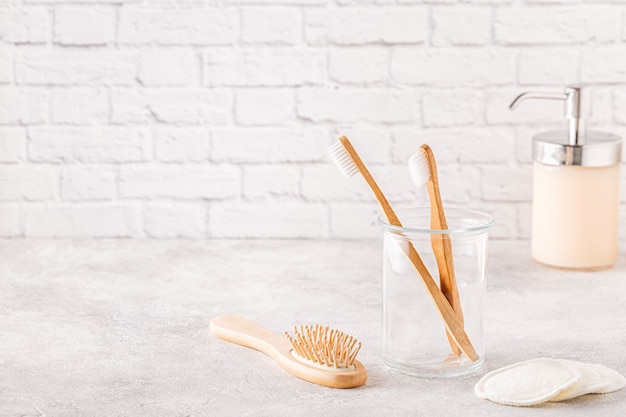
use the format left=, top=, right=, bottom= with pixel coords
left=409, top=145, right=464, bottom=356
left=209, top=314, right=367, bottom=389
left=328, top=135, right=478, bottom=362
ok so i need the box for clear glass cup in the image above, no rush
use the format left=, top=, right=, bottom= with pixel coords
left=378, top=207, right=494, bottom=378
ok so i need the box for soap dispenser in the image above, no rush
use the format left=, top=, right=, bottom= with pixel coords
left=510, top=86, right=622, bottom=270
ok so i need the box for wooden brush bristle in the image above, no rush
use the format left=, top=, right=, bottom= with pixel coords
left=285, top=325, right=361, bottom=369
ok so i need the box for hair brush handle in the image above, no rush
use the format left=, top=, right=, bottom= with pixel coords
left=210, top=314, right=288, bottom=355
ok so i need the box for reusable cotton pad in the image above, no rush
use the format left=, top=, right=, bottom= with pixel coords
left=475, top=358, right=626, bottom=407
left=474, top=358, right=581, bottom=406
left=549, top=360, right=626, bottom=401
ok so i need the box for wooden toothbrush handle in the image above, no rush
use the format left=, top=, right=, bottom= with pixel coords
left=430, top=231, right=462, bottom=320
left=432, top=232, right=463, bottom=356
left=422, top=144, right=464, bottom=356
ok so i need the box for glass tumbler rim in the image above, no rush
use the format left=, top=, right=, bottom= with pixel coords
left=377, top=207, right=495, bottom=236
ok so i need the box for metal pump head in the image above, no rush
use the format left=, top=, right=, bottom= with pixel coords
left=509, top=86, right=588, bottom=146
left=509, top=86, right=620, bottom=167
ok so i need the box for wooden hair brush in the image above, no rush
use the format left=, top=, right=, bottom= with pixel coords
left=209, top=314, right=367, bottom=389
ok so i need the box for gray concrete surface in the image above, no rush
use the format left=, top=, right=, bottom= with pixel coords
left=0, top=239, right=624, bottom=416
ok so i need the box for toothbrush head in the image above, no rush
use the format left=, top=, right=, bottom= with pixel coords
left=408, top=146, right=432, bottom=188
left=328, top=139, right=359, bottom=179
left=285, top=324, right=362, bottom=370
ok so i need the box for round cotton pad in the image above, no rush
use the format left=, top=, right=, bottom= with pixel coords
left=474, top=358, right=581, bottom=407
left=549, top=360, right=626, bottom=401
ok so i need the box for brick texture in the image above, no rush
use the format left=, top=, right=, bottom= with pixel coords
left=117, top=10, right=238, bottom=45
left=54, top=7, right=116, bottom=46
left=0, top=1, right=625, bottom=241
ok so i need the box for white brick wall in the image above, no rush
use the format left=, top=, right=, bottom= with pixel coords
left=54, top=7, right=117, bottom=46
left=1, top=0, right=626, bottom=240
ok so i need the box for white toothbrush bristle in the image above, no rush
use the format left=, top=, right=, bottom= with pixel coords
left=328, top=141, right=359, bottom=179
left=408, top=149, right=431, bottom=188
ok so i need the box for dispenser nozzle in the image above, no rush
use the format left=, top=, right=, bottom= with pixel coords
left=509, top=92, right=567, bottom=111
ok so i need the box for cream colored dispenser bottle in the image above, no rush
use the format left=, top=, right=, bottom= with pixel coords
left=510, top=86, right=622, bottom=270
